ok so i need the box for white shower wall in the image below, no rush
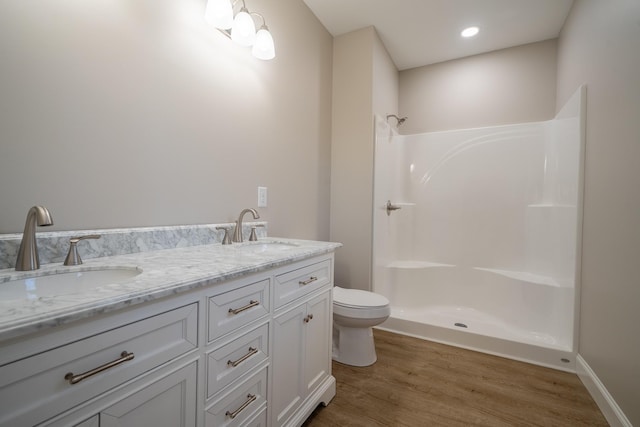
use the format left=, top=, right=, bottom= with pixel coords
left=373, top=87, right=584, bottom=368
left=401, top=123, right=547, bottom=271
left=399, top=121, right=579, bottom=281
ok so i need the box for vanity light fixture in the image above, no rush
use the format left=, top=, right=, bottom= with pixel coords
left=205, top=0, right=275, bottom=60
left=204, top=0, right=234, bottom=29
left=231, top=6, right=255, bottom=46
left=252, top=19, right=275, bottom=60
left=461, top=26, right=480, bottom=38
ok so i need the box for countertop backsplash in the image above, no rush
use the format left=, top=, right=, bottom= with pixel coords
left=0, top=222, right=268, bottom=270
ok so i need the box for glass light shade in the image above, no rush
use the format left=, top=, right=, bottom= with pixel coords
left=204, top=0, right=233, bottom=30
left=231, top=10, right=256, bottom=46
left=252, top=27, right=275, bottom=60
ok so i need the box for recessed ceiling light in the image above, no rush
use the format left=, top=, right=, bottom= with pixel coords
left=461, top=26, right=479, bottom=38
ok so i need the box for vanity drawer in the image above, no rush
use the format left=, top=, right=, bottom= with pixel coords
left=205, top=367, right=268, bottom=427
left=208, top=278, right=270, bottom=342
left=0, top=303, right=198, bottom=427
left=207, top=322, right=269, bottom=399
left=246, top=408, right=268, bottom=427
left=275, top=259, right=332, bottom=308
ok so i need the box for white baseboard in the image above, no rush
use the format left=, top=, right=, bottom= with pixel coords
left=576, top=354, right=632, bottom=427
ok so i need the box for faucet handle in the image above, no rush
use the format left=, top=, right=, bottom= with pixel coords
left=64, top=234, right=101, bottom=266
left=216, top=226, right=233, bottom=245
left=249, top=225, right=265, bottom=242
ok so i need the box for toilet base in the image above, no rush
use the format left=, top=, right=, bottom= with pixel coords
left=332, top=324, right=377, bottom=367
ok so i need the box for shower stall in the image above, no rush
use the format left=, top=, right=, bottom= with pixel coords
left=373, top=87, right=585, bottom=371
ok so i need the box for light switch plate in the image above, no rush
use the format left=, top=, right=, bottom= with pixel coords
left=258, top=187, right=268, bottom=207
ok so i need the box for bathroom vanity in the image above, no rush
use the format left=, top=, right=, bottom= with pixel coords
left=0, top=235, right=340, bottom=427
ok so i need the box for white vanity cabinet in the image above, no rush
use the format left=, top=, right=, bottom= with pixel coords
left=67, top=360, right=198, bottom=427
left=271, top=259, right=335, bottom=427
left=203, top=275, right=271, bottom=426
left=0, top=251, right=336, bottom=427
left=97, top=362, right=196, bottom=426
left=0, top=300, right=199, bottom=427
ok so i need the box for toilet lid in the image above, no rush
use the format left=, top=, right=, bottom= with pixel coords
left=333, top=286, right=389, bottom=308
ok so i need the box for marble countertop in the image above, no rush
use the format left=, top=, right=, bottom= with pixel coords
left=0, top=238, right=341, bottom=342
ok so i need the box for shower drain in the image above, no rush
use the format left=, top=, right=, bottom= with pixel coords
left=454, top=322, right=468, bottom=328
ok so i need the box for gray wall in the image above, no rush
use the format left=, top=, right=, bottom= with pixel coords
left=0, top=0, right=333, bottom=240
left=399, top=39, right=558, bottom=134
left=372, top=32, right=400, bottom=121
left=557, top=0, right=640, bottom=424
left=330, top=27, right=398, bottom=290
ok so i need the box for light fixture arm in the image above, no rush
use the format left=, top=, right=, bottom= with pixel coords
left=250, top=12, right=267, bottom=29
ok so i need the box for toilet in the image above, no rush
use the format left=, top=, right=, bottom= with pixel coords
left=332, top=286, right=391, bottom=367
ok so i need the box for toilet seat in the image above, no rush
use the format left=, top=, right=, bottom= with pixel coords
left=333, top=286, right=389, bottom=308
left=333, top=287, right=390, bottom=319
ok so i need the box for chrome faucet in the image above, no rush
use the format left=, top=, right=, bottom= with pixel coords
left=15, top=205, right=54, bottom=271
left=233, top=208, right=260, bottom=243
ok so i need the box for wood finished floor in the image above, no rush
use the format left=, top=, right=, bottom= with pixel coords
left=303, top=330, right=608, bottom=426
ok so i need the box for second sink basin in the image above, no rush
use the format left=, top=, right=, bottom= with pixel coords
left=235, top=241, right=299, bottom=253
left=0, top=267, right=142, bottom=301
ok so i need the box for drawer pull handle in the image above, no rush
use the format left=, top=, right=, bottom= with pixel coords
left=228, top=347, right=259, bottom=367
left=64, top=351, right=134, bottom=385
left=226, top=394, right=257, bottom=419
left=228, top=300, right=259, bottom=315
left=303, top=313, right=314, bottom=323
left=298, top=276, right=318, bottom=286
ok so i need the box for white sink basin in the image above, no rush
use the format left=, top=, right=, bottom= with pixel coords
left=235, top=242, right=299, bottom=253
left=0, top=267, right=142, bottom=301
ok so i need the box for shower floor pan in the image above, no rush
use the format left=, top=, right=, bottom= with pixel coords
left=378, top=305, right=576, bottom=372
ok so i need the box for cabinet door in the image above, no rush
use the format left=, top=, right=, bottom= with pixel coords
left=272, top=304, right=306, bottom=426
left=304, top=290, right=331, bottom=395
left=99, top=362, right=197, bottom=427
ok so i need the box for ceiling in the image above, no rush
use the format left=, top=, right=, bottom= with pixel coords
left=302, top=0, right=574, bottom=71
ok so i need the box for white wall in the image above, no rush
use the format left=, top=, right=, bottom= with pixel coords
left=0, top=0, right=333, bottom=240
left=556, top=0, right=640, bottom=424
left=399, top=39, right=558, bottom=134
left=330, top=28, right=375, bottom=290
left=372, top=33, right=399, bottom=121
left=330, top=27, right=398, bottom=290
